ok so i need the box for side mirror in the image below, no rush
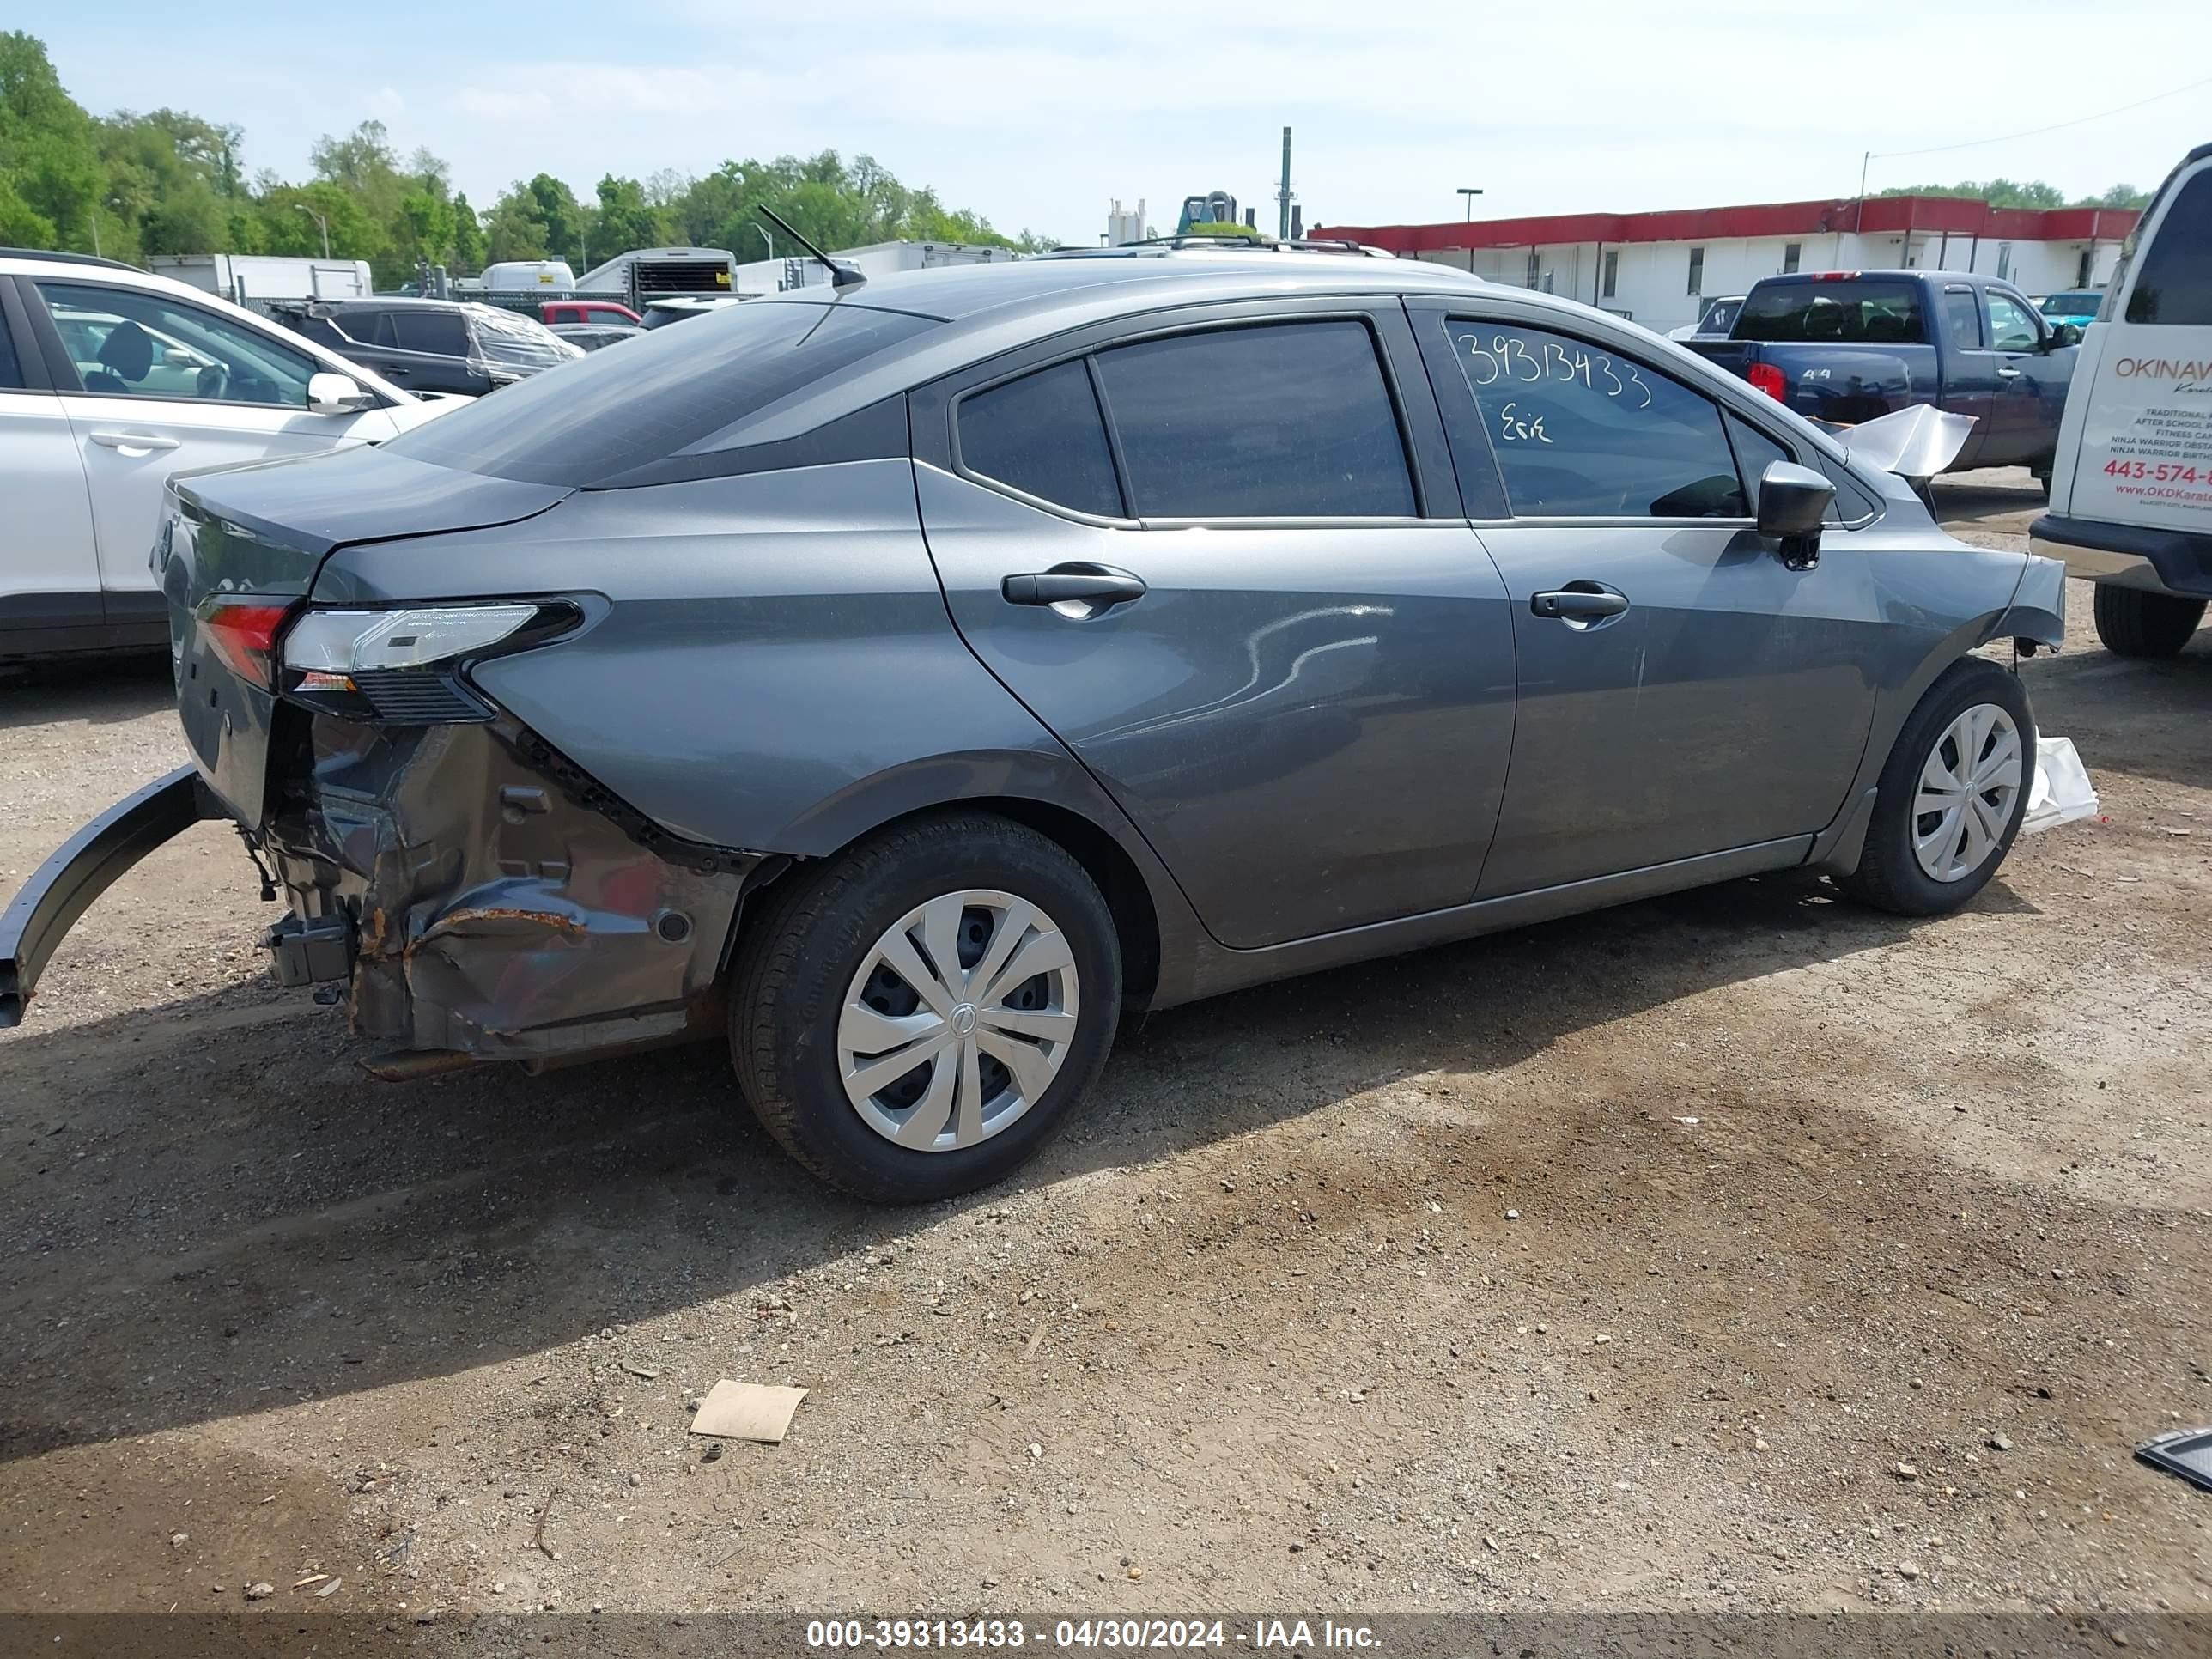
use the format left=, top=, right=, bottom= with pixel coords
left=307, top=370, right=374, bottom=416
left=2048, top=322, right=2082, bottom=349
left=1757, top=461, right=1835, bottom=571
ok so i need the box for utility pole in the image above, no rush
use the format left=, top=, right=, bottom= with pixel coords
left=1277, top=126, right=1294, bottom=240
left=296, top=204, right=331, bottom=258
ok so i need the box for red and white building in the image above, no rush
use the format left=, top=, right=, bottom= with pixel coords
left=1314, top=194, right=2142, bottom=334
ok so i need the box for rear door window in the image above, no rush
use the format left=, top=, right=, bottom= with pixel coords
left=1443, top=320, right=1749, bottom=519
left=957, top=359, right=1124, bottom=518
left=1942, top=288, right=1984, bottom=350
left=2124, top=167, right=2212, bottom=325
left=1091, top=320, right=1415, bottom=518
left=334, top=309, right=395, bottom=348
left=1735, top=281, right=1928, bottom=344
left=391, top=310, right=471, bottom=356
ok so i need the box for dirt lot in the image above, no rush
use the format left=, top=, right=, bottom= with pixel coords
left=3, top=470, right=2209, bottom=1626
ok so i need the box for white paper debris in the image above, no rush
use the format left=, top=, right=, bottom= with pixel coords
left=688, top=1379, right=809, bottom=1443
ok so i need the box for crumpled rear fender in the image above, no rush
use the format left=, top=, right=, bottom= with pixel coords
left=1989, top=551, right=2068, bottom=647
left=265, top=713, right=758, bottom=1063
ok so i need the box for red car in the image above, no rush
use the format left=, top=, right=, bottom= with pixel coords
left=539, top=299, right=641, bottom=327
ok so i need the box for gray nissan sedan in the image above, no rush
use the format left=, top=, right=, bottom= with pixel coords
left=1, top=254, right=2065, bottom=1202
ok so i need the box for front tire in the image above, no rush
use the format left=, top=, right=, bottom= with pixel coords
left=1842, top=659, right=2033, bottom=917
left=2093, top=585, right=2206, bottom=659
left=730, top=812, right=1121, bottom=1204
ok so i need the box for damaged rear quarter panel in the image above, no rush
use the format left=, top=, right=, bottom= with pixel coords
left=272, top=716, right=750, bottom=1060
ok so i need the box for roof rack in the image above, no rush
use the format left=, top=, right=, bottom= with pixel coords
left=0, top=246, right=145, bottom=274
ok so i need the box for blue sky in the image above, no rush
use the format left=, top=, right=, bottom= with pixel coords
left=34, top=2, right=2210, bottom=243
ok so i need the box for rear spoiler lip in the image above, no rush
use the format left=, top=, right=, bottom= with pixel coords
left=0, top=767, right=221, bottom=1030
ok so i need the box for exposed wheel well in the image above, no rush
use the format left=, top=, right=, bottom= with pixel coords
left=741, top=798, right=1164, bottom=1010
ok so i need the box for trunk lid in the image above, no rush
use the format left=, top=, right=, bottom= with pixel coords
left=158, top=443, right=568, bottom=823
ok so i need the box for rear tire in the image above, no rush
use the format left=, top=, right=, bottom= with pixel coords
left=1842, top=658, right=2033, bottom=917
left=2092, top=585, right=2206, bottom=659
left=730, top=812, right=1121, bottom=1204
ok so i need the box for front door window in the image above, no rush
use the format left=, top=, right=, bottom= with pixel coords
left=34, top=282, right=318, bottom=406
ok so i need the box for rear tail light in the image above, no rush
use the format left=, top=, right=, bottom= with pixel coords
left=278, top=602, right=574, bottom=724
left=201, top=599, right=294, bottom=689
left=283, top=605, right=543, bottom=677
left=1747, top=362, right=1788, bottom=403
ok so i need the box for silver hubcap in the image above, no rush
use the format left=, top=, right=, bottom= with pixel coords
left=1912, top=702, right=2024, bottom=883
left=837, top=890, right=1080, bottom=1152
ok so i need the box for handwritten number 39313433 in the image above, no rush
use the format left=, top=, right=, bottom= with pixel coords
left=1459, top=332, right=1651, bottom=410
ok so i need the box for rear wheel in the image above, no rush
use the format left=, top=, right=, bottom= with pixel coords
left=730, top=812, right=1121, bottom=1203
left=1842, top=659, right=2032, bottom=916
left=2092, top=585, right=2206, bottom=659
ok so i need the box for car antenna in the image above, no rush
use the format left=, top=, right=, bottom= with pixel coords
left=755, top=205, right=866, bottom=290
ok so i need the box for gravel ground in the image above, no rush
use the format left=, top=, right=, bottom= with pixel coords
left=2, top=470, right=2208, bottom=1625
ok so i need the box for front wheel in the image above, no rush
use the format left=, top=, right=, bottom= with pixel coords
left=2093, top=585, right=2206, bottom=659
left=1842, top=659, right=2033, bottom=916
left=730, top=812, right=1121, bottom=1204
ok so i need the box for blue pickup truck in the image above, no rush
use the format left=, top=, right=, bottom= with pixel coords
left=1685, top=270, right=2081, bottom=489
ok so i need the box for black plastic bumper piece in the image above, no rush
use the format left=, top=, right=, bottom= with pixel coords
left=2031, top=512, right=2212, bottom=599
left=0, top=765, right=216, bottom=1028
left=264, top=910, right=355, bottom=987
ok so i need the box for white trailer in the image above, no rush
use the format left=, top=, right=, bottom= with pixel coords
left=149, top=254, right=374, bottom=306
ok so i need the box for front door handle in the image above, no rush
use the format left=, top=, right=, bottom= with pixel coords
left=1001, top=564, right=1147, bottom=609
left=1531, top=588, right=1629, bottom=620
left=88, top=431, right=182, bottom=453
left=1996, top=366, right=2022, bottom=379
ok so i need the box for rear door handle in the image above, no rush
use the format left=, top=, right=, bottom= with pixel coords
left=1531, top=588, right=1629, bottom=620
left=1996, top=366, right=2022, bottom=379
left=88, top=431, right=182, bottom=453
left=1001, top=565, right=1148, bottom=609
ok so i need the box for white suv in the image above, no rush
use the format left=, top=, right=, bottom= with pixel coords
left=2031, top=141, right=2212, bottom=657
left=0, top=248, right=459, bottom=662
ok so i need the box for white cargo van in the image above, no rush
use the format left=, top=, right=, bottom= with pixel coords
left=479, top=259, right=577, bottom=292
left=2033, top=141, right=2212, bottom=656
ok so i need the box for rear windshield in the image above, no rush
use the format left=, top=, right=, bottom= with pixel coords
left=1734, top=281, right=1928, bottom=344
left=2039, top=292, right=2100, bottom=314
left=382, top=299, right=937, bottom=485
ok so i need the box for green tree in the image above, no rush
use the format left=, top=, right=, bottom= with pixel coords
left=2, top=31, right=1052, bottom=282
left=448, top=191, right=485, bottom=272
left=96, top=109, right=240, bottom=259
left=1879, top=178, right=2063, bottom=210
left=247, top=179, right=386, bottom=266
left=593, top=173, right=668, bottom=255
left=0, top=31, right=102, bottom=250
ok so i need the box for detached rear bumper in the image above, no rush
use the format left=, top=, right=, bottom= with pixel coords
left=0, top=767, right=220, bottom=1028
